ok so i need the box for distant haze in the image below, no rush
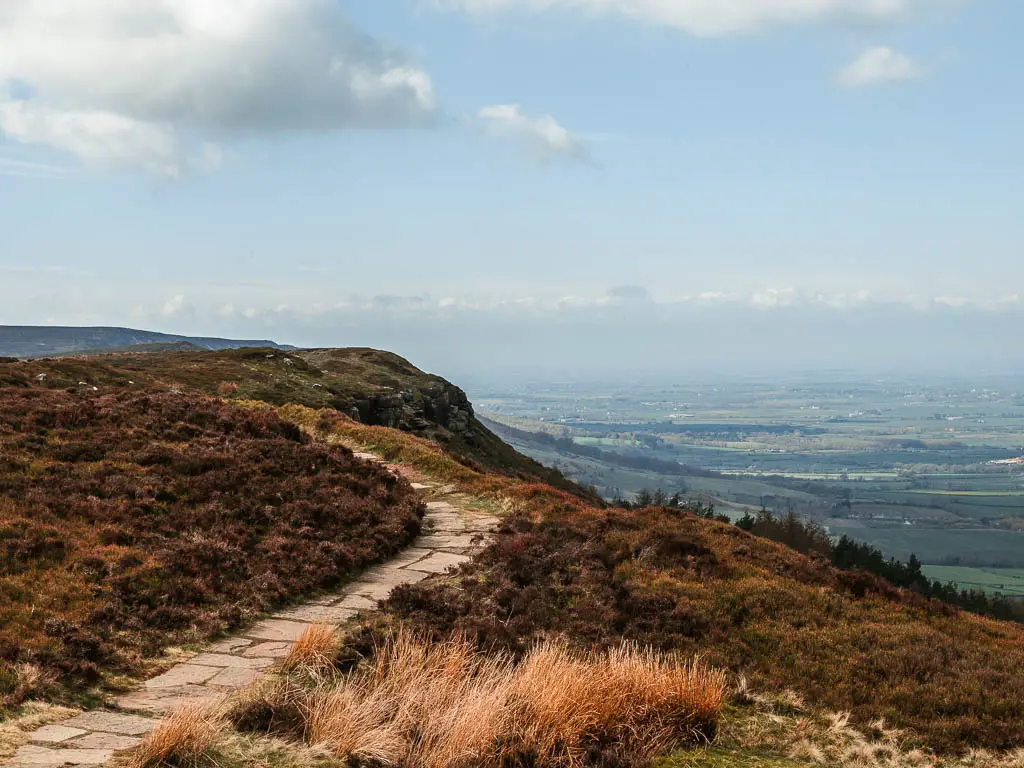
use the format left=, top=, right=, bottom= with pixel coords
left=4, top=297, right=1018, bottom=384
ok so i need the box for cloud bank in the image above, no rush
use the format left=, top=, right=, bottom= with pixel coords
left=0, top=0, right=438, bottom=175
left=4, top=282, right=1023, bottom=380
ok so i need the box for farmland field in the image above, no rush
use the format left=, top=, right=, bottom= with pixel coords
left=922, top=566, right=1024, bottom=596
left=474, top=374, right=1024, bottom=568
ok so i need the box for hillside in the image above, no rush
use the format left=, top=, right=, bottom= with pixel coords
left=0, top=383, right=422, bottom=710
left=4, top=348, right=1024, bottom=767
left=0, top=326, right=290, bottom=359
left=0, top=348, right=596, bottom=500
left=296, top=414, right=1024, bottom=755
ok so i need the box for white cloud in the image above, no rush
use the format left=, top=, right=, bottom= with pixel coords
left=0, top=0, right=438, bottom=175
left=161, top=294, right=189, bottom=318
left=478, top=104, right=589, bottom=163
left=836, top=46, right=924, bottom=88
left=750, top=288, right=798, bottom=308
left=433, top=0, right=920, bottom=36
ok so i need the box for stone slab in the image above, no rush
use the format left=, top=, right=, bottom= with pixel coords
left=425, top=501, right=457, bottom=511
left=28, top=725, right=88, bottom=744
left=273, top=605, right=357, bottom=623
left=358, top=565, right=431, bottom=586
left=405, top=551, right=470, bottom=574
left=242, top=641, right=293, bottom=658
left=416, top=534, right=479, bottom=550
left=426, top=515, right=468, bottom=533
left=188, top=653, right=273, bottom=670
left=410, top=482, right=435, bottom=490
left=385, top=547, right=434, bottom=568
left=61, top=712, right=156, bottom=736
left=206, top=667, right=261, bottom=689
left=145, top=664, right=220, bottom=689
left=336, top=594, right=377, bottom=611
left=344, top=581, right=390, bottom=601
left=244, top=619, right=312, bottom=642
left=10, top=745, right=112, bottom=767
left=206, top=637, right=252, bottom=654
left=70, top=733, right=142, bottom=751
left=345, top=569, right=429, bottom=600
left=306, top=594, right=342, bottom=606
left=116, top=687, right=224, bottom=716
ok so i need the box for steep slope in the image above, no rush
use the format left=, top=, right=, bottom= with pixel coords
left=0, top=348, right=597, bottom=501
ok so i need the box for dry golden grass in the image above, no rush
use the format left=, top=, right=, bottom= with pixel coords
left=130, top=699, right=223, bottom=768
left=298, top=632, right=725, bottom=768
left=282, top=625, right=338, bottom=674
left=723, top=682, right=1024, bottom=768
left=512, top=642, right=727, bottom=766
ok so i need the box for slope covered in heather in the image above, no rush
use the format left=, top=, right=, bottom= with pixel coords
left=306, top=413, right=1024, bottom=755
left=0, top=348, right=596, bottom=501
left=0, top=383, right=422, bottom=709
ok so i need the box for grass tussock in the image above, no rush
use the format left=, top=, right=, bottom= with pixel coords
left=295, top=632, right=724, bottom=768
left=282, top=625, right=339, bottom=675
left=130, top=700, right=224, bottom=768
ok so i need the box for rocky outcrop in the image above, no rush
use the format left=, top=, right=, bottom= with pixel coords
left=349, top=381, right=474, bottom=438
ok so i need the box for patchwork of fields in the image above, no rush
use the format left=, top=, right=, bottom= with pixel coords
left=477, top=375, right=1024, bottom=574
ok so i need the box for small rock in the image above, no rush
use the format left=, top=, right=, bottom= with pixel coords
left=145, top=664, right=220, bottom=689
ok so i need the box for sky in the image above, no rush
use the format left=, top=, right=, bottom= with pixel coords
left=0, top=0, right=1021, bottom=381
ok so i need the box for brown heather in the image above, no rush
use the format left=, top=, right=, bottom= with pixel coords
left=0, top=385, right=422, bottom=705
left=289, top=410, right=1024, bottom=755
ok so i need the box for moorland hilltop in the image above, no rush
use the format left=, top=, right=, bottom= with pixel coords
left=1, top=344, right=1023, bottom=768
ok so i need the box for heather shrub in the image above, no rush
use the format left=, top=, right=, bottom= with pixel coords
left=0, top=387, right=423, bottom=698
left=381, top=506, right=1024, bottom=752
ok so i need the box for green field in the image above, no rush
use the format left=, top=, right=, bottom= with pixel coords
left=825, top=519, right=1024, bottom=567
left=922, top=566, right=1024, bottom=596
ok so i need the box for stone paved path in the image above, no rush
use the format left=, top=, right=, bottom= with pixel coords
left=5, top=450, right=498, bottom=768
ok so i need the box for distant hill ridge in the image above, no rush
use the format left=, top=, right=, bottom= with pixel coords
left=0, top=325, right=293, bottom=359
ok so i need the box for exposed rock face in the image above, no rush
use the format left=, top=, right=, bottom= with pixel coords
left=351, top=381, right=474, bottom=438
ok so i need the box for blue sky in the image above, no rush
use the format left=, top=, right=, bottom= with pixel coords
left=0, top=0, right=1021, bottom=378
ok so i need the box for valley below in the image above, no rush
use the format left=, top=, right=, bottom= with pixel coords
left=475, top=375, right=1024, bottom=589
